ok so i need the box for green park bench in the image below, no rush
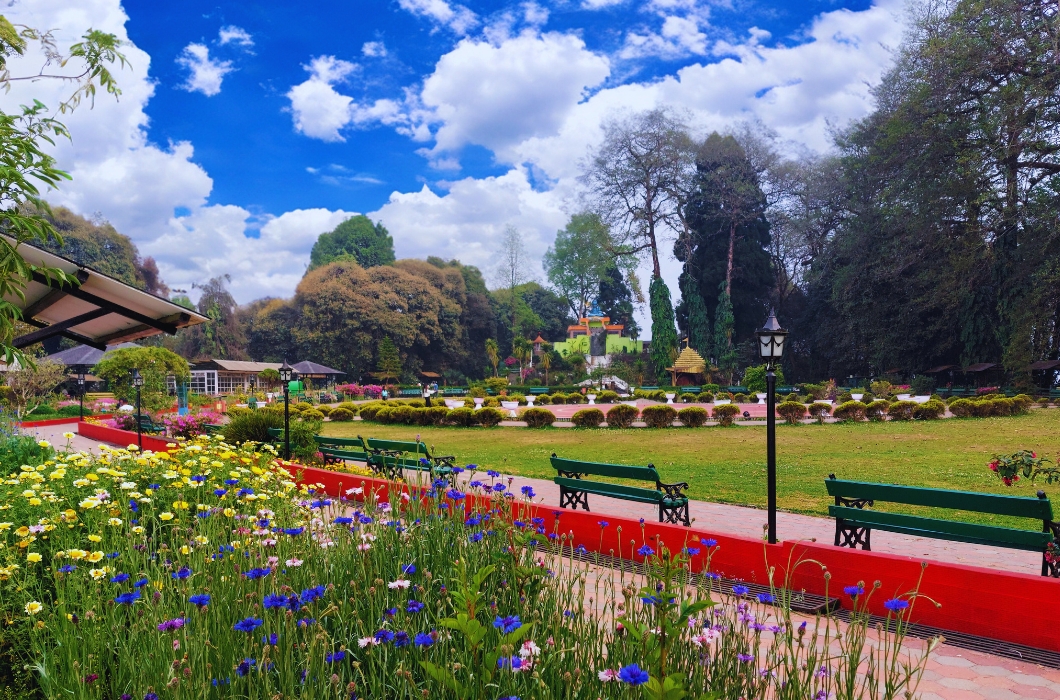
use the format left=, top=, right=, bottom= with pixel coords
left=777, top=386, right=796, bottom=394
left=203, top=423, right=224, bottom=435
left=315, top=435, right=371, bottom=466
left=364, top=437, right=456, bottom=482
left=134, top=414, right=166, bottom=435
left=442, top=388, right=468, bottom=396
left=1049, top=388, right=1060, bottom=400
left=725, top=386, right=749, bottom=394
left=826, top=475, right=1060, bottom=577
left=550, top=454, right=690, bottom=526
left=678, top=386, right=701, bottom=394
left=639, top=386, right=660, bottom=391
left=529, top=387, right=549, bottom=395
left=399, top=388, right=421, bottom=397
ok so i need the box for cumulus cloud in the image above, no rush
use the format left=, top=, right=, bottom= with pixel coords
left=218, top=25, right=254, bottom=47
left=286, top=56, right=358, bottom=141
left=362, top=41, right=387, bottom=57
left=176, top=43, right=233, bottom=96
left=620, top=15, right=709, bottom=59
left=398, top=0, right=478, bottom=34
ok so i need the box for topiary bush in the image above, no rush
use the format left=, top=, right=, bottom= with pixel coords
left=650, top=390, right=667, bottom=402
left=712, top=403, right=740, bottom=426
left=316, top=405, right=332, bottom=417
left=641, top=405, right=677, bottom=428
left=301, top=408, right=326, bottom=422
left=697, top=392, right=714, bottom=403
left=948, top=399, right=974, bottom=418
left=733, top=393, right=749, bottom=403
left=677, top=406, right=708, bottom=427
left=837, top=391, right=853, bottom=404
left=864, top=400, right=889, bottom=421
left=596, top=391, right=619, bottom=404
left=328, top=407, right=355, bottom=422
left=1038, top=396, right=1051, bottom=407
left=222, top=410, right=283, bottom=444
left=337, top=402, right=360, bottom=414
left=784, top=392, right=800, bottom=402
left=887, top=401, right=917, bottom=421
left=566, top=393, right=586, bottom=404
left=605, top=404, right=638, bottom=428
left=776, top=401, right=806, bottom=425
left=227, top=406, right=252, bottom=420
left=357, top=402, right=386, bottom=421
left=484, top=397, right=501, bottom=408
left=571, top=408, right=605, bottom=427
left=535, top=394, right=552, bottom=405
left=912, top=400, right=945, bottom=420
left=548, top=393, right=565, bottom=405
left=293, top=402, right=313, bottom=413
left=521, top=407, right=556, bottom=428
left=475, top=407, right=506, bottom=427
left=445, top=407, right=477, bottom=427
left=679, top=393, right=697, bottom=403
left=808, top=402, right=832, bottom=423
left=1012, top=394, right=1034, bottom=414
left=832, top=401, right=867, bottom=422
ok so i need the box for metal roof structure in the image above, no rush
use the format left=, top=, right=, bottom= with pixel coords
left=192, top=360, right=283, bottom=373
left=44, top=342, right=141, bottom=369
left=291, top=360, right=345, bottom=376
left=1029, top=360, right=1060, bottom=371
left=7, top=237, right=208, bottom=350
left=963, top=362, right=998, bottom=372
left=924, top=364, right=957, bottom=373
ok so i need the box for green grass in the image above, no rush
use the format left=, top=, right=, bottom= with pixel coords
left=321, top=409, right=1060, bottom=527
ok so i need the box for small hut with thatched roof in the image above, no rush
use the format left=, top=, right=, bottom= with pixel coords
left=667, top=342, right=707, bottom=386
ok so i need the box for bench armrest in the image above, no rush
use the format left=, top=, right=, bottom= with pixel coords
left=657, top=481, right=689, bottom=499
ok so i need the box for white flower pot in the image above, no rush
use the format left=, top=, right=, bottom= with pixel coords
left=473, top=397, right=484, bottom=410
left=665, top=393, right=675, bottom=404
left=525, top=396, right=536, bottom=407
left=444, top=399, right=462, bottom=409
left=896, top=394, right=911, bottom=401
left=500, top=401, right=519, bottom=417
left=851, top=393, right=864, bottom=401
left=587, top=394, right=597, bottom=405
left=913, top=395, right=931, bottom=404
left=756, top=393, right=767, bottom=404
left=713, top=399, right=731, bottom=405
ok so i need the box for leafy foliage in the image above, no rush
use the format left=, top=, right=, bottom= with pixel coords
left=519, top=407, right=555, bottom=428
left=648, top=277, right=678, bottom=378
left=605, top=403, right=638, bottom=428
left=570, top=408, right=605, bottom=427
left=677, top=405, right=708, bottom=427
left=776, top=401, right=806, bottom=424
left=309, top=215, right=395, bottom=270
left=92, top=347, right=188, bottom=413
left=641, top=404, right=677, bottom=428
left=711, top=403, right=740, bottom=426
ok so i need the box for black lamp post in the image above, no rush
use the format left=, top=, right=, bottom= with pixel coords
left=757, top=308, right=788, bottom=545
left=77, top=371, right=86, bottom=421
left=132, top=368, right=144, bottom=450
left=279, top=359, right=293, bottom=460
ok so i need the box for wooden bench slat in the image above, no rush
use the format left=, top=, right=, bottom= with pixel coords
left=554, top=477, right=667, bottom=503
left=315, top=436, right=366, bottom=448
left=830, top=506, right=1053, bottom=551
left=320, top=448, right=370, bottom=462
left=826, top=479, right=1053, bottom=520
left=551, top=457, right=659, bottom=482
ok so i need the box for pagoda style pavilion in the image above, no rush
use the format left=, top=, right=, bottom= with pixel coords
left=552, top=299, right=643, bottom=367
left=666, top=343, right=708, bottom=386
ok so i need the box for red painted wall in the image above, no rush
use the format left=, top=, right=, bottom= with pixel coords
left=76, top=422, right=174, bottom=453
left=288, top=464, right=1060, bottom=653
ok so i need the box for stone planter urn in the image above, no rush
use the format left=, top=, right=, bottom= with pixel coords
left=851, top=393, right=864, bottom=401
left=665, top=393, right=676, bottom=404
left=473, top=397, right=485, bottom=410
left=713, top=398, right=731, bottom=405
left=444, top=399, right=462, bottom=409
left=587, top=394, right=597, bottom=405
left=757, top=393, right=767, bottom=404
left=500, top=401, right=519, bottom=417
left=525, top=396, right=536, bottom=407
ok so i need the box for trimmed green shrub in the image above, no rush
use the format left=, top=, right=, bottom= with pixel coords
left=475, top=407, right=506, bottom=427
left=641, top=405, right=677, bottom=428
left=649, top=390, right=667, bottom=402
left=776, top=401, right=806, bottom=425
left=605, top=404, right=638, bottom=428
left=1038, top=396, right=1052, bottom=407
left=733, top=393, right=749, bottom=403
left=865, top=400, right=889, bottom=421
left=222, top=410, right=283, bottom=444
left=808, top=402, right=831, bottom=423
left=302, top=408, right=326, bottom=422
left=929, top=394, right=943, bottom=403
left=337, top=401, right=359, bottom=413
left=483, top=397, right=501, bottom=408
left=784, top=392, right=799, bottom=402
left=948, top=399, right=974, bottom=418
left=1012, top=394, right=1034, bottom=414
left=677, top=406, right=708, bottom=427
left=837, top=391, right=853, bottom=404
left=566, top=393, right=586, bottom=404
left=328, top=407, right=355, bottom=422
left=712, top=403, right=740, bottom=426
left=445, top=407, right=477, bottom=427
left=887, top=401, right=917, bottom=421
left=596, top=391, right=619, bottom=404
left=227, top=406, right=252, bottom=420
left=697, top=392, right=714, bottom=402
left=549, top=393, right=566, bottom=405
left=913, top=400, right=945, bottom=420
left=571, top=408, right=606, bottom=427
left=357, top=402, right=386, bottom=421
left=535, top=394, right=552, bottom=405
left=679, top=393, right=697, bottom=403
left=316, top=405, right=332, bottom=417
left=993, top=398, right=1015, bottom=416
left=293, top=401, right=313, bottom=413
left=832, top=401, right=867, bottom=422
left=521, top=407, right=556, bottom=428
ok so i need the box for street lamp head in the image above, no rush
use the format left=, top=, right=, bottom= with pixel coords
left=757, top=308, right=788, bottom=366
left=279, top=359, right=293, bottom=383
left=132, top=368, right=144, bottom=388
left=77, top=371, right=85, bottom=385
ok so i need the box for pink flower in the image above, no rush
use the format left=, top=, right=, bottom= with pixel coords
left=598, top=669, right=618, bottom=682
left=286, top=558, right=303, bottom=567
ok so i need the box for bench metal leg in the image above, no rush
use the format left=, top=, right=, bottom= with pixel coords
left=559, top=486, right=589, bottom=512
left=659, top=501, right=690, bottom=527
left=834, top=519, right=871, bottom=550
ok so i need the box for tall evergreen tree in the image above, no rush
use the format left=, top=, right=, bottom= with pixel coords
left=598, top=264, right=640, bottom=339
left=678, top=271, right=711, bottom=355
left=649, top=277, right=678, bottom=378
left=713, top=285, right=737, bottom=382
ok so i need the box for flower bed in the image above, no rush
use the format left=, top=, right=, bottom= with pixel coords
left=0, top=436, right=940, bottom=699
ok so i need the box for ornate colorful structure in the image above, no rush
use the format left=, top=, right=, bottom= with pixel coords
left=551, top=300, right=644, bottom=367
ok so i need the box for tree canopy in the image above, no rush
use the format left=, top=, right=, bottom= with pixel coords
left=309, top=215, right=395, bottom=270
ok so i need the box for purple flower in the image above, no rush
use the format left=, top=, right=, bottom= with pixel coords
left=757, top=593, right=775, bottom=604
left=407, top=600, right=424, bottom=614
left=493, top=615, right=521, bottom=634
left=844, top=584, right=864, bottom=597
left=737, top=653, right=755, bottom=663
left=884, top=598, right=909, bottom=612
left=263, top=594, right=287, bottom=610
left=170, top=567, right=192, bottom=580
left=637, top=544, right=654, bottom=557
left=618, top=664, right=650, bottom=685
left=156, top=617, right=186, bottom=632
left=326, top=650, right=346, bottom=663
left=114, top=591, right=141, bottom=605
left=189, top=594, right=210, bottom=607
left=732, top=585, right=749, bottom=596
left=374, top=629, right=396, bottom=643
left=236, top=658, right=255, bottom=677
left=414, top=632, right=434, bottom=647
left=233, top=618, right=263, bottom=633
left=394, top=631, right=411, bottom=647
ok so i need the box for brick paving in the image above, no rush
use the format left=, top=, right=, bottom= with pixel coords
left=29, top=422, right=1060, bottom=699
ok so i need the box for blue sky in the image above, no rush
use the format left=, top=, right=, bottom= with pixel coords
left=6, top=0, right=903, bottom=330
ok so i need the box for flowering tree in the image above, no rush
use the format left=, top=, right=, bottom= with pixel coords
left=4, top=358, right=66, bottom=417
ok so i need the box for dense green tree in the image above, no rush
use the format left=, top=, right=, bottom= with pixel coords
left=375, top=337, right=401, bottom=383
left=543, top=213, right=613, bottom=318
left=676, top=271, right=710, bottom=355
left=93, top=346, right=189, bottom=413
left=309, top=215, right=395, bottom=270
left=597, top=264, right=640, bottom=339
left=173, top=276, right=246, bottom=360
left=648, top=277, right=678, bottom=378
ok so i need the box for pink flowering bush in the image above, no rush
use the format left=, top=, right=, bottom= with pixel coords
left=163, top=411, right=223, bottom=439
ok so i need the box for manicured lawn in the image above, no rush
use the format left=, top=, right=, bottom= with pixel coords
left=322, top=408, right=1060, bottom=525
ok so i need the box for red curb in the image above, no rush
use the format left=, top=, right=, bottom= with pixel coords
left=76, top=422, right=174, bottom=452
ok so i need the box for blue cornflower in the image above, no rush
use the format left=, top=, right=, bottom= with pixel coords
left=757, top=593, right=775, bottom=604
left=487, top=469, right=500, bottom=477
left=419, top=457, right=429, bottom=465
left=685, top=547, right=701, bottom=556
left=407, top=600, right=425, bottom=614
left=196, top=511, right=211, bottom=519
left=244, top=567, right=271, bottom=580
left=148, top=484, right=160, bottom=490
left=844, top=584, right=864, bottom=597
left=297, top=618, right=315, bottom=627
left=213, top=489, right=227, bottom=497
left=114, top=591, right=141, bottom=605
left=414, top=632, right=434, bottom=647
left=520, top=486, right=536, bottom=499
left=334, top=516, right=353, bottom=525
left=110, top=573, right=130, bottom=584
left=236, top=658, right=255, bottom=677
left=283, top=527, right=304, bottom=536
left=263, top=594, right=287, bottom=610
left=394, top=631, right=411, bottom=647
left=134, top=578, right=149, bottom=588
left=641, top=595, right=664, bottom=606
left=190, top=475, right=206, bottom=482
left=637, top=545, right=655, bottom=557
left=129, top=500, right=138, bottom=512
left=514, top=520, right=526, bottom=528
left=737, top=653, right=755, bottom=663
left=358, top=516, right=373, bottom=524
left=598, top=520, right=609, bottom=528
left=145, top=693, right=159, bottom=700
left=58, top=565, right=76, bottom=573
left=326, top=650, right=346, bottom=663
left=618, top=664, right=650, bottom=685
left=300, top=586, right=326, bottom=605
left=257, top=518, right=270, bottom=527
left=465, top=515, right=481, bottom=526
left=575, top=545, right=587, bottom=554
left=446, top=488, right=465, bottom=500
left=224, top=479, right=239, bottom=486
left=107, top=552, right=120, bottom=559
left=171, top=567, right=192, bottom=580
left=492, top=483, right=506, bottom=492
left=402, top=564, right=416, bottom=574
left=884, top=598, right=909, bottom=612
left=469, top=532, right=484, bottom=542
left=452, top=466, right=465, bottom=474
left=432, top=479, right=448, bottom=489
left=732, top=585, right=749, bottom=596
left=262, top=633, right=279, bottom=645
left=704, top=538, right=718, bottom=548
left=233, top=618, right=263, bottom=633
left=469, top=480, right=483, bottom=489
left=493, top=615, right=521, bottom=634
left=374, top=629, right=396, bottom=643
left=531, top=517, right=544, bottom=526
left=238, top=488, right=254, bottom=496
left=384, top=607, right=398, bottom=617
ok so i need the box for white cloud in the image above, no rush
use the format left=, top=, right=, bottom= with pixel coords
left=398, top=0, right=478, bottom=34
left=582, top=0, right=625, bottom=9
left=286, top=56, right=358, bottom=141
left=176, top=43, right=233, bottom=96
left=218, top=25, right=254, bottom=48
left=362, top=41, right=387, bottom=57
left=620, top=15, right=709, bottom=59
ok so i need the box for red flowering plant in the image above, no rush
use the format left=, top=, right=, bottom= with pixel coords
left=988, top=450, right=1059, bottom=486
